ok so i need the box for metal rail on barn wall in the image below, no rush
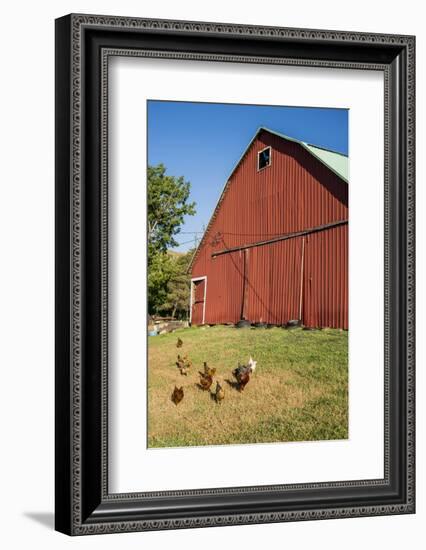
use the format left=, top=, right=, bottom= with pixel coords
left=211, top=219, right=348, bottom=258
left=209, top=221, right=348, bottom=328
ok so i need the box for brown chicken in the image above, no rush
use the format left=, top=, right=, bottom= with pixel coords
left=198, top=372, right=213, bottom=391
left=237, top=372, right=250, bottom=392
left=176, top=337, right=183, bottom=348
left=183, top=355, right=193, bottom=369
left=176, top=354, right=192, bottom=375
left=215, top=381, right=225, bottom=404
left=203, top=362, right=216, bottom=377
left=232, top=366, right=250, bottom=392
left=171, top=386, right=184, bottom=405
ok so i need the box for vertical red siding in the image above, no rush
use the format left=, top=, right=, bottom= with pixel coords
left=203, top=251, right=245, bottom=324
left=243, top=239, right=301, bottom=324
left=191, top=130, right=348, bottom=329
left=302, top=224, right=348, bottom=329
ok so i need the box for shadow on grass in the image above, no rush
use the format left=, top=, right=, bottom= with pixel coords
left=225, top=378, right=240, bottom=391
left=209, top=391, right=218, bottom=403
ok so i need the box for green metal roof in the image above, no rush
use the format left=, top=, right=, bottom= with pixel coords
left=261, top=127, right=349, bottom=183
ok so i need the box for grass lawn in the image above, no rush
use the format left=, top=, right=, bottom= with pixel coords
left=148, top=325, right=348, bottom=448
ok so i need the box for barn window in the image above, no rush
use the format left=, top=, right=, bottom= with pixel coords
left=258, top=146, right=271, bottom=171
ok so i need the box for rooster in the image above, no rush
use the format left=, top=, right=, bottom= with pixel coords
left=233, top=357, right=257, bottom=378
left=238, top=372, right=250, bottom=392
left=232, top=363, right=250, bottom=379
left=232, top=357, right=257, bottom=392
left=176, top=337, right=183, bottom=348
left=232, top=367, right=250, bottom=392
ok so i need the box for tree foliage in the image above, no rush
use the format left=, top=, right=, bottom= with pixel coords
left=148, top=164, right=196, bottom=262
left=148, top=250, right=194, bottom=318
left=158, top=251, right=194, bottom=319
left=147, top=252, right=176, bottom=314
left=147, top=164, right=196, bottom=316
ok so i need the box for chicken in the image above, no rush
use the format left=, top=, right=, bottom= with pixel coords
left=171, top=386, right=184, bottom=405
left=183, top=355, right=193, bottom=369
left=203, top=361, right=216, bottom=377
left=176, top=354, right=192, bottom=373
left=215, top=381, right=225, bottom=404
left=233, top=357, right=257, bottom=379
left=232, top=364, right=251, bottom=392
left=198, top=372, right=213, bottom=391
left=176, top=337, right=183, bottom=348
left=233, top=363, right=251, bottom=378
left=235, top=371, right=250, bottom=392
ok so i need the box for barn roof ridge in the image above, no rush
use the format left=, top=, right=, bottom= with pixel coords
left=305, top=141, right=347, bottom=157
left=262, top=127, right=348, bottom=156
left=187, top=125, right=348, bottom=271
left=258, top=127, right=349, bottom=183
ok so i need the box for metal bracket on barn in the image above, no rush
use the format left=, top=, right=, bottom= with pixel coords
left=210, top=219, right=348, bottom=258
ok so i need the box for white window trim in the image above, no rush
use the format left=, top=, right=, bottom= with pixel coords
left=189, top=276, right=208, bottom=325
left=257, top=145, right=272, bottom=172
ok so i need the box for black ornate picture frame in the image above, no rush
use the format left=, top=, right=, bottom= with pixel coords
left=55, top=14, right=415, bottom=535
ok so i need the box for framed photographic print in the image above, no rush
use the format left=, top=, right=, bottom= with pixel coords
left=55, top=14, right=415, bottom=535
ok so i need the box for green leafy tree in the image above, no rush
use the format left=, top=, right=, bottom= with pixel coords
left=147, top=252, right=175, bottom=315
left=148, top=164, right=196, bottom=263
left=147, top=164, right=196, bottom=315
left=158, top=251, right=195, bottom=319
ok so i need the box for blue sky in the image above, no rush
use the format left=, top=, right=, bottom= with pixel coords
left=147, top=101, right=348, bottom=252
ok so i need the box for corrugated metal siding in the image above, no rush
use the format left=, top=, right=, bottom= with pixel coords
left=204, top=251, right=244, bottom=324
left=243, top=239, right=301, bottom=324
left=303, top=224, right=348, bottom=329
left=191, top=130, right=348, bottom=329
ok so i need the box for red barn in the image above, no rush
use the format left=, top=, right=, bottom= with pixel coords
left=189, top=127, right=348, bottom=329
